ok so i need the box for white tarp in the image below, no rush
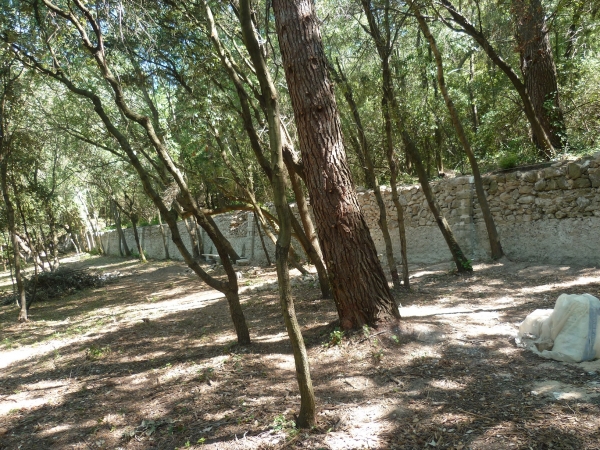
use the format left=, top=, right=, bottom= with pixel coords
left=518, top=293, right=600, bottom=363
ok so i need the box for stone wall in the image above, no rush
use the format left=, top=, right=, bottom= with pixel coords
left=100, top=153, right=600, bottom=267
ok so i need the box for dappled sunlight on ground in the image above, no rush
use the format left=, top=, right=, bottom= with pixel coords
left=1, top=256, right=600, bottom=448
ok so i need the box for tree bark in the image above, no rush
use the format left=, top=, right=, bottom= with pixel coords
left=439, top=0, right=556, bottom=158
left=329, top=61, right=402, bottom=288
left=273, top=0, right=400, bottom=329
left=411, top=3, right=504, bottom=260
left=184, top=217, right=201, bottom=259
left=130, top=213, right=146, bottom=262
left=112, top=200, right=131, bottom=256
left=1, top=161, right=27, bottom=321
left=511, top=0, right=567, bottom=150
left=239, top=0, right=316, bottom=427
left=157, top=211, right=170, bottom=259
left=253, top=209, right=272, bottom=265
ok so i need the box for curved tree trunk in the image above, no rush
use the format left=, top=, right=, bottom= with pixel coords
left=239, top=0, right=316, bottom=427
left=411, top=3, right=503, bottom=260
left=403, top=133, right=473, bottom=272
left=361, top=0, right=471, bottom=273
left=253, top=209, right=272, bottom=265
left=286, top=157, right=331, bottom=298
left=273, top=0, right=400, bottom=330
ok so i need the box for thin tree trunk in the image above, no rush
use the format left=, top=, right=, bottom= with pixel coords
left=157, top=211, right=170, bottom=259
left=112, top=200, right=131, bottom=256
left=1, top=161, right=27, bottom=321
left=130, top=214, right=146, bottom=262
left=411, top=4, right=503, bottom=260
left=239, top=0, right=315, bottom=427
left=46, top=207, right=60, bottom=271
left=184, top=217, right=201, bottom=259
left=362, top=0, right=471, bottom=273
left=468, top=53, right=479, bottom=132
left=24, top=29, right=251, bottom=345
left=360, top=0, right=414, bottom=286
left=253, top=209, right=272, bottom=265
left=286, top=149, right=331, bottom=298
left=403, top=132, right=473, bottom=272
left=273, top=0, right=400, bottom=330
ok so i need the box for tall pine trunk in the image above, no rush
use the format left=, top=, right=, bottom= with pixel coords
left=512, top=0, right=566, bottom=151
left=330, top=62, right=402, bottom=288
left=273, top=0, right=400, bottom=329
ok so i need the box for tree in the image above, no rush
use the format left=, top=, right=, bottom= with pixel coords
left=360, top=0, right=473, bottom=273
left=13, top=0, right=251, bottom=344
left=0, top=56, right=27, bottom=321
left=511, top=0, right=567, bottom=150
left=438, top=0, right=556, bottom=158
left=410, top=1, right=503, bottom=260
left=272, top=0, right=401, bottom=329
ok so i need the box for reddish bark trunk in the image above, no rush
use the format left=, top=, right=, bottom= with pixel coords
left=272, top=0, right=400, bottom=329
left=512, top=0, right=566, bottom=150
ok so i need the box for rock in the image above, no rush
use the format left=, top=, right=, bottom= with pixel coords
left=523, top=171, right=538, bottom=183
left=566, top=162, right=582, bottom=179
left=519, top=185, right=534, bottom=194
left=544, top=167, right=563, bottom=178
left=534, top=179, right=546, bottom=191
left=573, top=177, right=591, bottom=189
left=589, top=168, right=600, bottom=188
left=488, top=180, right=498, bottom=194
left=518, top=195, right=535, bottom=204
left=555, top=176, right=571, bottom=190
left=555, top=211, right=567, bottom=219
left=545, top=179, right=558, bottom=191
left=577, top=197, right=591, bottom=209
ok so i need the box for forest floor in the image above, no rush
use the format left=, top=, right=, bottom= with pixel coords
left=1, top=254, right=600, bottom=450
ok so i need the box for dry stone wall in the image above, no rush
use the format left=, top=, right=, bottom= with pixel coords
left=100, top=154, right=600, bottom=267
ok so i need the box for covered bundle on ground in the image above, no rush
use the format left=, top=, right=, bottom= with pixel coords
left=519, top=293, right=600, bottom=363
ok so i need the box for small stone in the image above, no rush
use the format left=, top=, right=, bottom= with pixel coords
left=544, top=167, right=563, bottom=178
left=534, top=179, right=546, bottom=191
left=519, top=185, right=534, bottom=194
left=555, top=211, right=567, bottom=219
left=523, top=171, right=538, bottom=183
left=567, top=162, right=582, bottom=179
left=545, top=179, right=558, bottom=191
left=588, top=168, right=600, bottom=188
left=518, top=196, right=535, bottom=204
left=577, top=197, right=591, bottom=209
left=488, top=180, right=498, bottom=194
left=573, top=177, right=591, bottom=189
left=555, top=176, right=572, bottom=190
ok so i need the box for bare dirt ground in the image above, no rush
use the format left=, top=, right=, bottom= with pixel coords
left=1, top=255, right=600, bottom=450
